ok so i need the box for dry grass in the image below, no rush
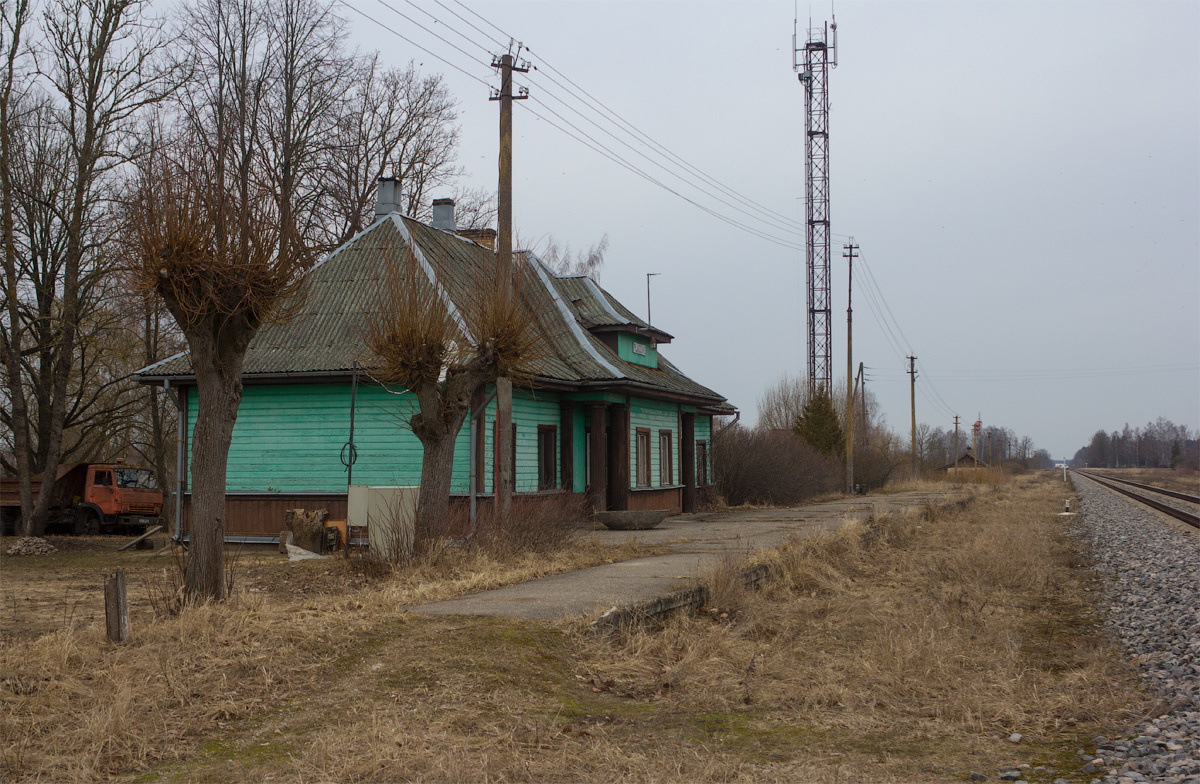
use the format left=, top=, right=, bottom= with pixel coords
left=1, top=474, right=1152, bottom=782
left=573, top=472, right=1151, bottom=781
left=1088, top=466, right=1200, bottom=495
left=0, top=531, right=655, bottom=782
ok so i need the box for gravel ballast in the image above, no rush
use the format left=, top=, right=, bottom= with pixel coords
left=1072, top=474, right=1200, bottom=784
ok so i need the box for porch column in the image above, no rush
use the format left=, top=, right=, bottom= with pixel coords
left=587, top=402, right=607, bottom=512
left=681, top=412, right=696, bottom=513
left=559, top=402, right=574, bottom=492
left=608, top=401, right=630, bottom=511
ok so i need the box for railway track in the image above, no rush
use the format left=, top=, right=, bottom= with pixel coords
left=1072, top=469, right=1200, bottom=529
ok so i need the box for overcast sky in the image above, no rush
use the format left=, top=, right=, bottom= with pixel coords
left=345, top=0, right=1199, bottom=459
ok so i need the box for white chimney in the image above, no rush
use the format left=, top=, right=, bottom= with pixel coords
left=374, top=177, right=401, bottom=219
left=431, top=198, right=456, bottom=231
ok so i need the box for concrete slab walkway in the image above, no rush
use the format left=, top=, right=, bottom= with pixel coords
left=411, top=488, right=961, bottom=622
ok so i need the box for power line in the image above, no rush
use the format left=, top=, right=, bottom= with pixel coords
left=335, top=1, right=492, bottom=89
left=525, top=59, right=804, bottom=232
left=448, top=0, right=804, bottom=231
left=526, top=71, right=805, bottom=237
left=523, top=98, right=804, bottom=251
left=448, top=0, right=512, bottom=46
left=352, top=0, right=810, bottom=252
left=432, top=0, right=508, bottom=51
left=370, top=0, right=497, bottom=70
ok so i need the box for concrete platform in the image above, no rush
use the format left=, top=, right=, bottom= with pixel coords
left=411, top=489, right=960, bottom=622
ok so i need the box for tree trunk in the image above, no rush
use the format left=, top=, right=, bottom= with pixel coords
left=495, top=377, right=513, bottom=513
left=413, top=406, right=468, bottom=541
left=184, top=332, right=247, bottom=601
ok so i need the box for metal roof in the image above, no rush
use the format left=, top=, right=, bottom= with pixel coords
left=139, top=213, right=734, bottom=412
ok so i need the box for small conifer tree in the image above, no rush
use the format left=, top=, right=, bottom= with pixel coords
left=794, top=388, right=845, bottom=457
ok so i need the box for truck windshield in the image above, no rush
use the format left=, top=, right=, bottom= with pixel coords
left=114, top=468, right=157, bottom=490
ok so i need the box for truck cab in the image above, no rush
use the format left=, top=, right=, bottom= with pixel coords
left=1, top=462, right=164, bottom=535
left=77, top=464, right=163, bottom=534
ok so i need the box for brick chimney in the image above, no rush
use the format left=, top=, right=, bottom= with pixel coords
left=457, top=228, right=498, bottom=249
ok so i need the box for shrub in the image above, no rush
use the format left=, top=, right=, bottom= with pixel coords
left=713, top=426, right=840, bottom=506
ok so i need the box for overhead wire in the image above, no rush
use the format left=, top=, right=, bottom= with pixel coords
left=526, top=72, right=806, bottom=237
left=335, top=1, right=492, bottom=89
left=432, top=0, right=508, bottom=51
left=442, top=0, right=805, bottom=231
left=364, top=0, right=809, bottom=250
left=522, top=98, right=804, bottom=251
left=370, top=0, right=498, bottom=73
left=524, top=57, right=805, bottom=232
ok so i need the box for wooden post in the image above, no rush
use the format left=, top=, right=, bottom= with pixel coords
left=608, top=402, right=631, bottom=511
left=587, top=402, right=607, bottom=512
left=681, top=412, right=696, bottom=513
left=105, top=570, right=129, bottom=643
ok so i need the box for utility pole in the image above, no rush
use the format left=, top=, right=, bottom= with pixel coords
left=856, top=362, right=866, bottom=446
left=490, top=46, right=529, bottom=514
left=646, top=272, right=660, bottom=325
left=973, top=415, right=981, bottom=468
left=843, top=240, right=857, bottom=494
left=953, top=415, right=961, bottom=479
left=908, top=356, right=917, bottom=481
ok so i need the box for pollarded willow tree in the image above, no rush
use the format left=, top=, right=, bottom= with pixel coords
left=362, top=255, right=543, bottom=542
left=126, top=136, right=308, bottom=599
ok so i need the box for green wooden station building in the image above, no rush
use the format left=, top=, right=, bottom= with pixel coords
left=136, top=182, right=735, bottom=539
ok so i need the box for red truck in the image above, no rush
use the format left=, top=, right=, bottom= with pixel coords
left=0, top=462, right=164, bottom=535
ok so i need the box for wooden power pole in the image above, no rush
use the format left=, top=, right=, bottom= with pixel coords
left=953, top=415, right=961, bottom=478
left=908, top=356, right=917, bottom=481
left=491, top=48, right=528, bottom=514
left=843, top=241, right=857, bottom=494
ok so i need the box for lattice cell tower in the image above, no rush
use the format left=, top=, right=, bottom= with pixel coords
left=794, top=16, right=837, bottom=393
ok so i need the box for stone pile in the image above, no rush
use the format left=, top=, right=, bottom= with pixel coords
left=5, top=536, right=58, bottom=556
left=1073, top=476, right=1200, bottom=784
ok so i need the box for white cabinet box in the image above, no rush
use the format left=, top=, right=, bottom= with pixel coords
left=347, top=485, right=419, bottom=560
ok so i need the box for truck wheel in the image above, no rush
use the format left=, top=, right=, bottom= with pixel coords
left=74, top=510, right=100, bottom=536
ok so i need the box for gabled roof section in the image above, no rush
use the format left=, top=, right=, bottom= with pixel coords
left=551, top=274, right=673, bottom=344
left=137, top=213, right=732, bottom=412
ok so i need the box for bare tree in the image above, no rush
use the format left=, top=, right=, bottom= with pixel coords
left=756, top=374, right=806, bottom=431
left=363, top=254, right=543, bottom=542
left=1, top=0, right=167, bottom=535
left=539, top=233, right=608, bottom=279
left=315, top=56, right=467, bottom=247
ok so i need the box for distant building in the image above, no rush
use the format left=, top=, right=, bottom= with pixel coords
left=942, top=447, right=987, bottom=470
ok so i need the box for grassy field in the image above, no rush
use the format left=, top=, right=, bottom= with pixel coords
left=1, top=473, right=1154, bottom=782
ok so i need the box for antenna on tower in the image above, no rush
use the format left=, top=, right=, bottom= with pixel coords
left=830, top=3, right=838, bottom=67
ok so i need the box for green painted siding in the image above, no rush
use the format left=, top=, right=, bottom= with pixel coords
left=629, top=398, right=679, bottom=488
left=185, top=381, right=713, bottom=497
left=617, top=332, right=658, bottom=369
left=696, top=415, right=712, bottom=484
left=476, top=388, right=562, bottom=494
left=187, top=383, right=427, bottom=493
left=187, top=382, right=562, bottom=495
left=572, top=406, right=587, bottom=494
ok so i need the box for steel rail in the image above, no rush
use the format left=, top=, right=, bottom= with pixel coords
left=1075, top=470, right=1200, bottom=505
left=1072, top=470, right=1200, bottom=530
